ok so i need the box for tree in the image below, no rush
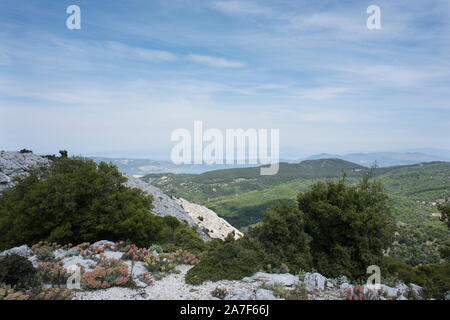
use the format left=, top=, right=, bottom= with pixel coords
left=252, top=201, right=312, bottom=272
left=437, top=204, right=450, bottom=229
left=0, top=156, right=204, bottom=250
left=297, top=172, right=396, bottom=280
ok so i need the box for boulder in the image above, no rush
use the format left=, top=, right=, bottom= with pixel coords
left=224, top=288, right=256, bottom=300
left=92, top=240, right=115, bottom=249
left=0, top=151, right=49, bottom=193
left=395, top=282, right=408, bottom=296
left=0, top=245, right=31, bottom=258
left=445, top=290, right=450, bottom=300
left=409, top=283, right=423, bottom=297
left=62, top=256, right=97, bottom=270
left=255, top=288, right=278, bottom=300
left=0, top=172, right=10, bottom=184
left=96, top=250, right=123, bottom=261
left=340, top=283, right=352, bottom=291
left=243, top=272, right=299, bottom=287
left=304, top=272, right=327, bottom=291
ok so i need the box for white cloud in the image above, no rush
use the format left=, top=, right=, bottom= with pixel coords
left=296, top=87, right=349, bottom=101
left=186, top=54, right=246, bottom=68
left=213, top=1, right=271, bottom=15
left=105, top=41, right=177, bottom=62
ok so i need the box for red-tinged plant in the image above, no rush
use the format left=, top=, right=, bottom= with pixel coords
left=138, top=272, right=154, bottom=286
left=211, top=287, right=228, bottom=299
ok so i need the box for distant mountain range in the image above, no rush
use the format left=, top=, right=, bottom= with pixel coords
left=90, top=150, right=450, bottom=176
left=302, top=151, right=450, bottom=167
left=89, top=157, right=257, bottom=176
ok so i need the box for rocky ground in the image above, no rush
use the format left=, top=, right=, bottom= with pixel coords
left=0, top=151, right=49, bottom=193
left=1, top=241, right=426, bottom=300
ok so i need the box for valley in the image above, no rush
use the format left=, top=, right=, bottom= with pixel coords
left=143, top=159, right=450, bottom=265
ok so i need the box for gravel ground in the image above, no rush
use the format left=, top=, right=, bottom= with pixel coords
left=74, top=265, right=263, bottom=300
left=73, top=265, right=344, bottom=300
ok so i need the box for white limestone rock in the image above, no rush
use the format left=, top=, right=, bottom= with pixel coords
left=176, top=197, right=243, bottom=240
left=243, top=272, right=299, bottom=287
left=255, top=288, right=278, bottom=300
left=304, top=272, right=327, bottom=291
left=0, top=244, right=31, bottom=258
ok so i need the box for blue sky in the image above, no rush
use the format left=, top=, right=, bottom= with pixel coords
left=0, top=0, right=449, bottom=159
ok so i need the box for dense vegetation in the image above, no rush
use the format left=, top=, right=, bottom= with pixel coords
left=0, top=154, right=205, bottom=251
left=144, top=160, right=450, bottom=266
left=188, top=175, right=394, bottom=283
left=298, top=174, right=395, bottom=279
left=186, top=174, right=449, bottom=298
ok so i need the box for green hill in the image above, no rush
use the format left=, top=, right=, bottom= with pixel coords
left=143, top=159, right=450, bottom=265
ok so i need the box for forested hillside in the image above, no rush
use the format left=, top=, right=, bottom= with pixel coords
left=143, top=159, right=450, bottom=265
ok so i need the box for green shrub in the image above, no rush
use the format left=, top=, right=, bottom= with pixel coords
left=438, top=204, right=450, bottom=229
left=298, top=173, right=396, bottom=280
left=185, top=235, right=263, bottom=285
left=149, top=244, right=164, bottom=254
left=0, top=254, right=38, bottom=289
left=383, top=256, right=450, bottom=299
left=250, top=201, right=312, bottom=274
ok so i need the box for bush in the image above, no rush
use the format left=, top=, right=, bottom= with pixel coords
left=185, top=235, right=263, bottom=285
left=438, top=204, right=450, bottom=229
left=297, top=173, right=395, bottom=280
left=383, top=256, right=450, bottom=299
left=0, top=156, right=206, bottom=251
left=250, top=201, right=312, bottom=274
left=143, top=254, right=177, bottom=274
left=211, top=287, right=228, bottom=299
left=0, top=254, right=38, bottom=289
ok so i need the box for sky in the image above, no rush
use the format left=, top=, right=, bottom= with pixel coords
left=0, top=0, right=449, bottom=159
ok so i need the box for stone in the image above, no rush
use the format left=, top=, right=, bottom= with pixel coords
left=340, top=283, right=352, bottom=291
left=62, top=256, right=97, bottom=270
left=175, top=198, right=243, bottom=240
left=304, top=273, right=327, bottom=291
left=397, top=295, right=408, bottom=300
left=92, top=240, right=115, bottom=248
left=444, top=290, right=450, bottom=300
left=0, top=245, right=31, bottom=257
left=224, top=288, right=256, bottom=300
left=326, top=281, right=334, bottom=289
left=124, top=260, right=148, bottom=279
left=377, top=284, right=398, bottom=298
left=0, top=151, right=49, bottom=193
left=242, top=272, right=299, bottom=287
left=0, top=172, right=10, bottom=184
left=97, top=251, right=123, bottom=260
left=409, top=283, right=423, bottom=297
left=395, top=282, right=408, bottom=296
left=255, top=288, right=278, bottom=300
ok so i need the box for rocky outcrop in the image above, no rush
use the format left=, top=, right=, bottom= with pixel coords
left=0, top=244, right=32, bottom=258
left=175, top=198, right=243, bottom=240
left=304, top=273, right=327, bottom=291
left=243, top=272, right=299, bottom=287
left=0, top=151, right=49, bottom=193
